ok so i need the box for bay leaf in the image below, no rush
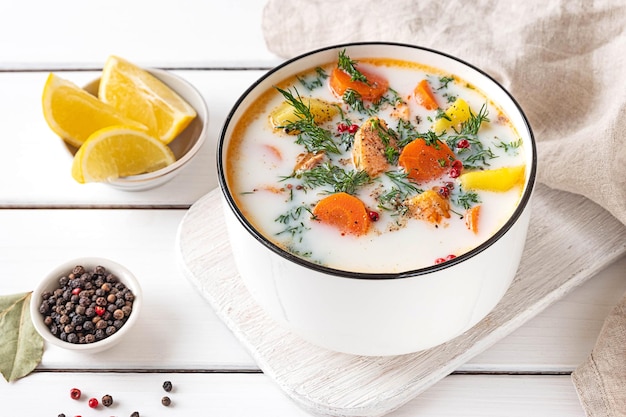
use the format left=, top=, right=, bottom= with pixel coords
left=0, top=292, right=44, bottom=382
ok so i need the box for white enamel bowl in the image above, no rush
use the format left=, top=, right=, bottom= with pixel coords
left=217, top=42, right=536, bottom=356
left=72, top=69, right=208, bottom=191
left=30, top=257, right=142, bottom=353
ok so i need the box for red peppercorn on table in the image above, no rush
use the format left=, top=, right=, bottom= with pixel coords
left=1, top=1, right=625, bottom=416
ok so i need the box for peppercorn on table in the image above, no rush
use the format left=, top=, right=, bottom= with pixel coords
left=1, top=1, right=625, bottom=416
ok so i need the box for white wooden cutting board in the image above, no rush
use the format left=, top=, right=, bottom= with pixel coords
left=175, top=183, right=626, bottom=417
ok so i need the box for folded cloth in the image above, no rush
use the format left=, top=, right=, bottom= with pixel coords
left=262, top=1, right=626, bottom=415
left=262, top=0, right=626, bottom=226
left=572, top=292, right=626, bottom=417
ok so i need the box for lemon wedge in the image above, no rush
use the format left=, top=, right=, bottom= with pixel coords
left=42, top=73, right=147, bottom=148
left=459, top=165, right=526, bottom=192
left=98, top=55, right=197, bottom=144
left=71, top=125, right=176, bottom=183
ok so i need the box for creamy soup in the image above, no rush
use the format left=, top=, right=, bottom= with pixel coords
left=226, top=51, right=526, bottom=273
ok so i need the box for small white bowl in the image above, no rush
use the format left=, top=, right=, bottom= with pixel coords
left=30, top=257, right=142, bottom=353
left=71, top=69, right=209, bottom=191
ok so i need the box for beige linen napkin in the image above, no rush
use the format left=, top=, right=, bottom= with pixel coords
left=572, top=292, right=626, bottom=417
left=262, top=1, right=626, bottom=416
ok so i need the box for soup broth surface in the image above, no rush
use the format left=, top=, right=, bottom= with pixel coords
left=226, top=53, right=526, bottom=273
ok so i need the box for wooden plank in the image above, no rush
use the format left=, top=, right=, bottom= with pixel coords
left=1, top=208, right=623, bottom=373
left=0, top=0, right=280, bottom=70
left=176, top=184, right=626, bottom=417
left=0, top=372, right=586, bottom=416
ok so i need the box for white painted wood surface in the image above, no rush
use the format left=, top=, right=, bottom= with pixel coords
left=0, top=0, right=625, bottom=415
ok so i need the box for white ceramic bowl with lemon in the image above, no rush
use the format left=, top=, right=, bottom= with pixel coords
left=42, top=56, right=208, bottom=191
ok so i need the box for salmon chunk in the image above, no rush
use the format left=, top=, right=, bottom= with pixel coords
left=294, top=151, right=325, bottom=172
left=352, top=117, right=398, bottom=178
left=405, top=189, right=451, bottom=224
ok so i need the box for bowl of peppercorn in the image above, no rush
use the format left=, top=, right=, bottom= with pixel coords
left=30, top=257, right=142, bottom=353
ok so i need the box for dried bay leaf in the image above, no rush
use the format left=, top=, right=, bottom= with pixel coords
left=0, top=292, right=44, bottom=382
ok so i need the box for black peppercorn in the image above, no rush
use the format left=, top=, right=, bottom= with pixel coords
left=131, top=412, right=140, bottom=417
left=162, top=380, right=173, bottom=392
left=102, top=394, right=113, bottom=407
left=161, top=396, right=171, bottom=406
left=58, top=413, right=66, bottom=417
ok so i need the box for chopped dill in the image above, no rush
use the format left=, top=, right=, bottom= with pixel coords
left=275, top=205, right=314, bottom=240
left=337, top=49, right=368, bottom=83
left=445, top=103, right=496, bottom=169
left=458, top=103, right=489, bottom=136
left=418, top=130, right=445, bottom=148
left=495, top=137, right=523, bottom=153
left=377, top=172, right=421, bottom=216
left=435, top=108, right=451, bottom=122
left=453, top=189, right=481, bottom=210
left=377, top=187, right=410, bottom=216
left=394, top=119, right=421, bottom=148
left=384, top=171, right=421, bottom=194
left=444, top=93, right=458, bottom=103
left=462, top=148, right=498, bottom=169
left=342, top=88, right=372, bottom=115
left=438, top=76, right=455, bottom=89
left=275, top=87, right=341, bottom=154
left=370, top=118, right=400, bottom=164
left=378, top=87, right=403, bottom=106
left=295, top=162, right=371, bottom=195
left=297, top=67, right=328, bottom=91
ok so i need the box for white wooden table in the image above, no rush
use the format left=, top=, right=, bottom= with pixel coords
left=1, top=1, right=624, bottom=415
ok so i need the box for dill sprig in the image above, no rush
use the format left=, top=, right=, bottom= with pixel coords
left=275, top=205, right=314, bottom=239
left=418, top=130, right=446, bottom=148
left=337, top=49, right=368, bottom=83
left=384, top=171, right=421, bottom=194
left=370, top=118, right=400, bottom=164
left=377, top=172, right=421, bottom=216
left=342, top=88, right=372, bottom=115
left=275, top=87, right=341, bottom=154
left=458, top=103, right=489, bottom=136
left=445, top=102, right=496, bottom=169
left=437, top=75, right=455, bottom=89
left=394, top=119, right=421, bottom=148
left=495, top=137, right=523, bottom=153
left=297, top=162, right=371, bottom=194
left=453, top=189, right=481, bottom=210
left=377, top=187, right=410, bottom=216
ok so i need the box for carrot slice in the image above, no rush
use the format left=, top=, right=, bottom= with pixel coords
left=329, top=67, right=389, bottom=102
left=414, top=79, right=439, bottom=110
left=398, top=138, right=456, bottom=183
left=465, top=205, right=481, bottom=233
left=313, top=192, right=371, bottom=236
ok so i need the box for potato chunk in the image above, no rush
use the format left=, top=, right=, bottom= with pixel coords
left=459, top=165, right=525, bottom=192
left=432, top=98, right=471, bottom=134
left=270, top=97, right=339, bottom=134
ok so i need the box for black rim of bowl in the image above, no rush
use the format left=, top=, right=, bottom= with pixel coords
left=217, top=41, right=537, bottom=280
